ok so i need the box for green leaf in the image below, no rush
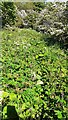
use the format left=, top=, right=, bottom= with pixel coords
left=36, top=55, right=38, bottom=59
left=3, top=106, right=7, bottom=119
left=9, top=93, right=17, bottom=101
left=39, top=54, right=44, bottom=57
left=3, top=92, right=9, bottom=98
left=55, top=110, right=62, bottom=119
left=36, top=75, right=41, bottom=80
left=22, top=103, right=26, bottom=111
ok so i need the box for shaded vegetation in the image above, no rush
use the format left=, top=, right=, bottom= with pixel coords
left=0, top=2, right=16, bottom=27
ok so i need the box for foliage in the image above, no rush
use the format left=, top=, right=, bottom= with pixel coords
left=15, top=2, right=35, bottom=11
left=33, top=2, right=45, bottom=12
left=14, top=2, right=45, bottom=28
left=1, top=1, right=68, bottom=46
left=1, top=28, right=67, bottom=120
left=15, top=11, right=24, bottom=28
left=15, top=2, right=68, bottom=47
left=0, top=2, right=16, bottom=27
left=62, top=1, right=68, bottom=25
left=48, top=2, right=68, bottom=47
left=32, top=2, right=68, bottom=47
left=24, top=11, right=38, bottom=29
left=15, top=2, right=45, bottom=12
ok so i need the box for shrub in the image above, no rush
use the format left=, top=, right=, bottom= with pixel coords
left=15, top=12, right=24, bottom=28
left=15, top=2, right=35, bottom=11
left=0, top=2, right=16, bottom=27
left=34, top=2, right=68, bottom=48
left=24, top=11, right=38, bottom=29
left=33, top=2, right=45, bottom=12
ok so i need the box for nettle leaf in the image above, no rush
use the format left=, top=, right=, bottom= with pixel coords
left=36, top=75, right=41, bottom=80
left=55, top=110, right=62, bottom=119
left=19, top=113, right=24, bottom=119
left=42, top=60, right=45, bottom=65
left=3, top=92, right=9, bottom=98
left=36, top=55, right=38, bottom=59
left=39, top=54, right=44, bottom=57
left=25, top=110, right=30, bottom=116
left=7, top=73, right=12, bottom=78
left=32, top=114, right=35, bottom=118
left=46, top=91, right=51, bottom=95
left=22, top=103, right=26, bottom=111
left=3, top=106, right=7, bottom=119
left=9, top=93, right=17, bottom=101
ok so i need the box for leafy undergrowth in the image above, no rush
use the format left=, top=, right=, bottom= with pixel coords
left=1, top=28, right=67, bottom=120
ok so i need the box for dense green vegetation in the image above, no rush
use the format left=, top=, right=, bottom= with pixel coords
left=0, top=2, right=16, bottom=27
left=15, top=2, right=45, bottom=11
left=15, top=1, right=68, bottom=47
left=1, top=28, right=67, bottom=120
left=1, top=1, right=68, bottom=47
left=0, top=1, right=68, bottom=120
left=23, top=2, right=68, bottom=47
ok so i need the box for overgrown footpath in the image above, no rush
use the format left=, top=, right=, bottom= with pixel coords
left=1, top=28, right=67, bottom=120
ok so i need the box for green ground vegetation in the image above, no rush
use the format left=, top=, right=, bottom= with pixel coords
left=1, top=28, right=68, bottom=120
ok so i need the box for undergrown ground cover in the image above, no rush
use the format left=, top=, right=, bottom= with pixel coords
left=1, top=28, right=67, bottom=120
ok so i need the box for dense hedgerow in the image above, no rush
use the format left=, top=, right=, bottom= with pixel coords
left=1, top=28, right=67, bottom=120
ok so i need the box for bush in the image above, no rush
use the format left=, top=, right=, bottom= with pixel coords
left=15, top=12, right=24, bottom=28
left=15, top=2, right=45, bottom=12
left=33, top=2, right=45, bottom=12
left=34, top=2, right=68, bottom=48
left=24, top=11, right=38, bottom=29
left=0, top=2, right=16, bottom=27
left=15, top=2, right=35, bottom=11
